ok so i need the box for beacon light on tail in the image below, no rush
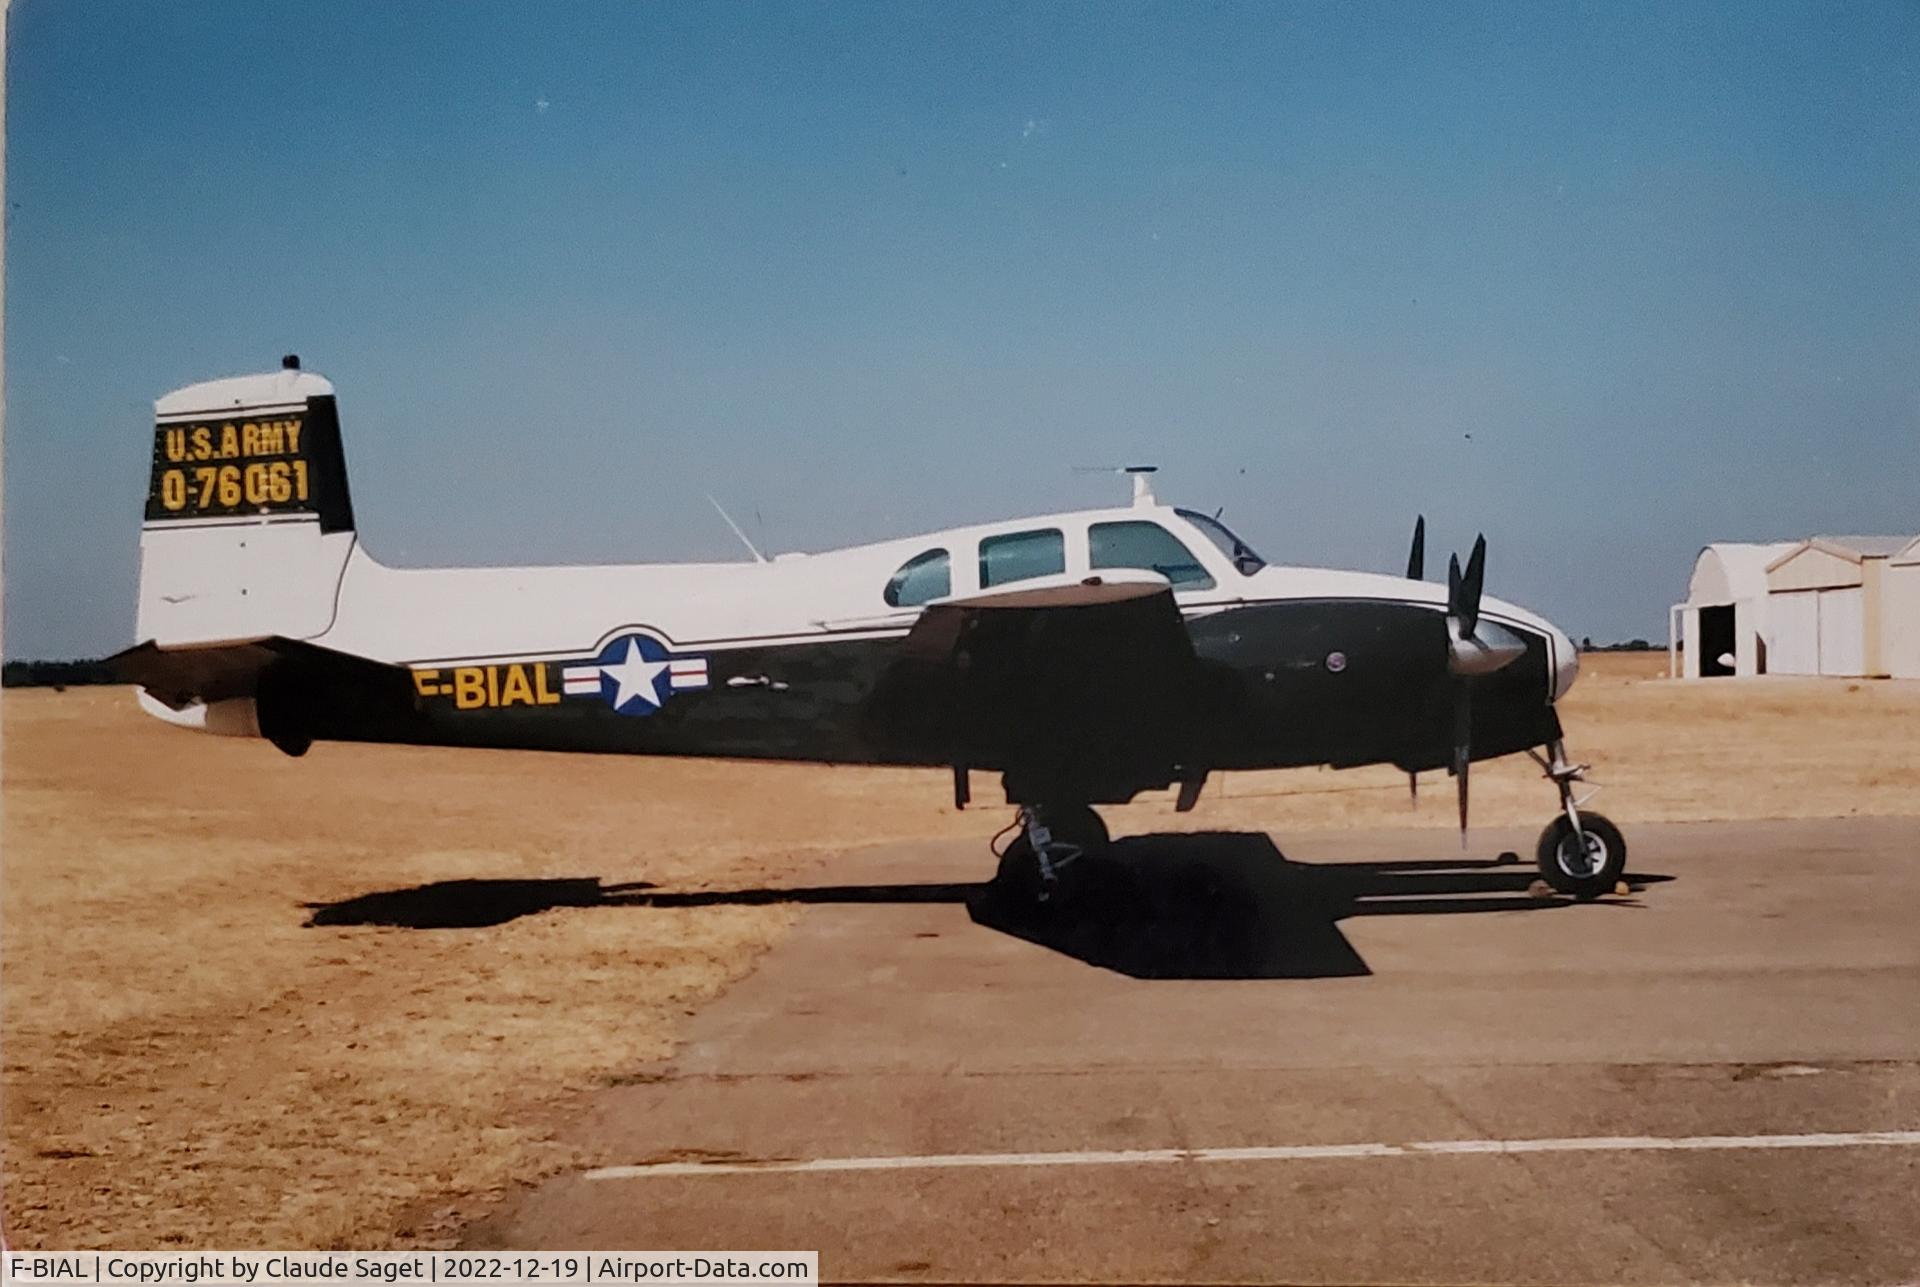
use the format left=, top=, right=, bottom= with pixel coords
left=114, top=363, right=1622, bottom=905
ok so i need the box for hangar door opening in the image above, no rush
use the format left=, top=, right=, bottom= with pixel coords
left=1816, top=586, right=1865, bottom=676
left=1770, top=592, right=1818, bottom=675
left=1698, top=605, right=1736, bottom=676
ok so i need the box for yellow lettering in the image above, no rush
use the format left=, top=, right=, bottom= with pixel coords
left=242, top=423, right=260, bottom=456
left=191, top=427, right=212, bottom=460
left=267, top=460, right=292, bottom=503
left=533, top=665, right=560, bottom=705
left=193, top=466, right=218, bottom=507
left=452, top=668, right=487, bottom=709
left=217, top=465, right=242, bottom=507
left=160, top=470, right=187, bottom=510
left=219, top=424, right=239, bottom=458
left=501, top=665, right=535, bottom=707
left=285, top=420, right=303, bottom=454
left=292, top=459, right=309, bottom=501
left=485, top=666, right=500, bottom=707
left=243, top=463, right=268, bottom=505
left=265, top=421, right=286, bottom=454
left=412, top=669, right=441, bottom=698
left=164, top=428, right=186, bottom=462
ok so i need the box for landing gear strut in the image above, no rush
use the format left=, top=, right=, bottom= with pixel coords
left=1527, top=740, right=1626, bottom=899
left=997, top=804, right=1110, bottom=903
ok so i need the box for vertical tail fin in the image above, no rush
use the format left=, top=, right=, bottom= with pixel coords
left=137, top=365, right=358, bottom=650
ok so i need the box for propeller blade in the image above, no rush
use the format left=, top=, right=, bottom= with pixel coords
left=1406, top=515, right=1426, bottom=581
left=1455, top=751, right=1470, bottom=844
left=1451, top=682, right=1473, bottom=844
left=1455, top=534, right=1487, bottom=638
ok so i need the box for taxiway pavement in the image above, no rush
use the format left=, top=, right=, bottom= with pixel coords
left=471, top=817, right=1920, bottom=1283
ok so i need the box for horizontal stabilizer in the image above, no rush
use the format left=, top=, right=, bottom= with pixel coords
left=109, top=637, right=418, bottom=756
left=108, top=637, right=406, bottom=710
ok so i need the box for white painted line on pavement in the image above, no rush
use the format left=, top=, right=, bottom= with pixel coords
left=583, top=1129, right=1920, bottom=1181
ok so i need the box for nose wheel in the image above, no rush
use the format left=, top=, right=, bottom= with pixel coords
left=1536, top=811, right=1626, bottom=898
left=1528, top=741, right=1628, bottom=900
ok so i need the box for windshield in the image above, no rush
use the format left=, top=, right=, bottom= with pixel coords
left=1175, top=509, right=1266, bottom=576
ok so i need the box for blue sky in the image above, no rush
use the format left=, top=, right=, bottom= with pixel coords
left=7, top=0, right=1916, bottom=657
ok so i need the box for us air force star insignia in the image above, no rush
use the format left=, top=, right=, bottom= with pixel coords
left=559, top=632, right=711, bottom=716
left=602, top=638, right=671, bottom=712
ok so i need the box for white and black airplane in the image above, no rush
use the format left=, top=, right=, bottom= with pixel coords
left=114, top=361, right=1626, bottom=902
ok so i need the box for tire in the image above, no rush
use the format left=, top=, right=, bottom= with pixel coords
left=1040, top=804, right=1110, bottom=855
left=1535, top=812, right=1627, bottom=900
left=990, top=805, right=1109, bottom=908
left=993, top=836, right=1044, bottom=906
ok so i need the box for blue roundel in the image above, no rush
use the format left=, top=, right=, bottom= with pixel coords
left=559, top=632, right=710, bottom=716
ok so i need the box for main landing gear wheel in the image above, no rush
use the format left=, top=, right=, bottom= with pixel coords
left=996, top=804, right=1111, bottom=905
left=1535, top=812, right=1626, bottom=900
left=1038, top=804, right=1110, bottom=856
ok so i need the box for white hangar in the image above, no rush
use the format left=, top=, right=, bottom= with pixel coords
left=1670, top=535, right=1920, bottom=678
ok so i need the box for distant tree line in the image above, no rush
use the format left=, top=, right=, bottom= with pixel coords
left=2, top=658, right=117, bottom=689
left=1577, top=637, right=1660, bottom=653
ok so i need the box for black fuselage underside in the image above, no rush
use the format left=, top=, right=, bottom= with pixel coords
left=292, top=598, right=1561, bottom=806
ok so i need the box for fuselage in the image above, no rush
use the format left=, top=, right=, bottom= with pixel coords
left=144, top=495, right=1578, bottom=790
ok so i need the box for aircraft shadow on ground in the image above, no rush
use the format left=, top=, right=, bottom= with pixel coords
left=303, top=832, right=1672, bottom=981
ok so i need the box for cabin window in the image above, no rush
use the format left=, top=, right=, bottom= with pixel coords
left=1089, top=521, right=1216, bottom=590
left=979, top=528, right=1066, bottom=588
left=884, top=548, right=951, bottom=607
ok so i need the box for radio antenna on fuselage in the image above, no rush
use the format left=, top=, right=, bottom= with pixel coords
left=1071, top=463, right=1160, bottom=508
left=706, top=494, right=768, bottom=563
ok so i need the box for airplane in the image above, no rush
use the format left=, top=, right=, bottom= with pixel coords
left=113, top=359, right=1626, bottom=905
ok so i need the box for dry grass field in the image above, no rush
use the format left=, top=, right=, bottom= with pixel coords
left=4, top=653, right=1918, bottom=1249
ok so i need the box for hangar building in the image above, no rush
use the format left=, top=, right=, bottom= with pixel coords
left=1671, top=535, right=1920, bottom=678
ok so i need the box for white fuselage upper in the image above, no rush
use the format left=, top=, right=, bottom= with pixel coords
left=301, top=500, right=1577, bottom=700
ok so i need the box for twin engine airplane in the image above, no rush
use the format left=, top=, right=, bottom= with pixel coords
left=115, top=362, right=1627, bottom=903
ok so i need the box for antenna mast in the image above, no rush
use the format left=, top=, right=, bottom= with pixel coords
left=706, top=494, right=768, bottom=563
left=1070, top=463, right=1161, bottom=506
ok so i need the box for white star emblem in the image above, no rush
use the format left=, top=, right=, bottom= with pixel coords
left=600, top=639, right=671, bottom=712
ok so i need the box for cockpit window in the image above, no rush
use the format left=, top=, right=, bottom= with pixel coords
left=1176, top=509, right=1266, bottom=575
left=884, top=548, right=951, bottom=607
left=979, top=528, right=1065, bottom=588
left=1089, top=521, right=1216, bottom=590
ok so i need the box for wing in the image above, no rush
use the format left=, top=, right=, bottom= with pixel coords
left=864, top=571, right=1203, bottom=804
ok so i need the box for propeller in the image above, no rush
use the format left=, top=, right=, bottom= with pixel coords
left=1443, top=535, right=1496, bottom=845
left=1402, top=515, right=1425, bottom=802
left=1407, top=528, right=1528, bottom=832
